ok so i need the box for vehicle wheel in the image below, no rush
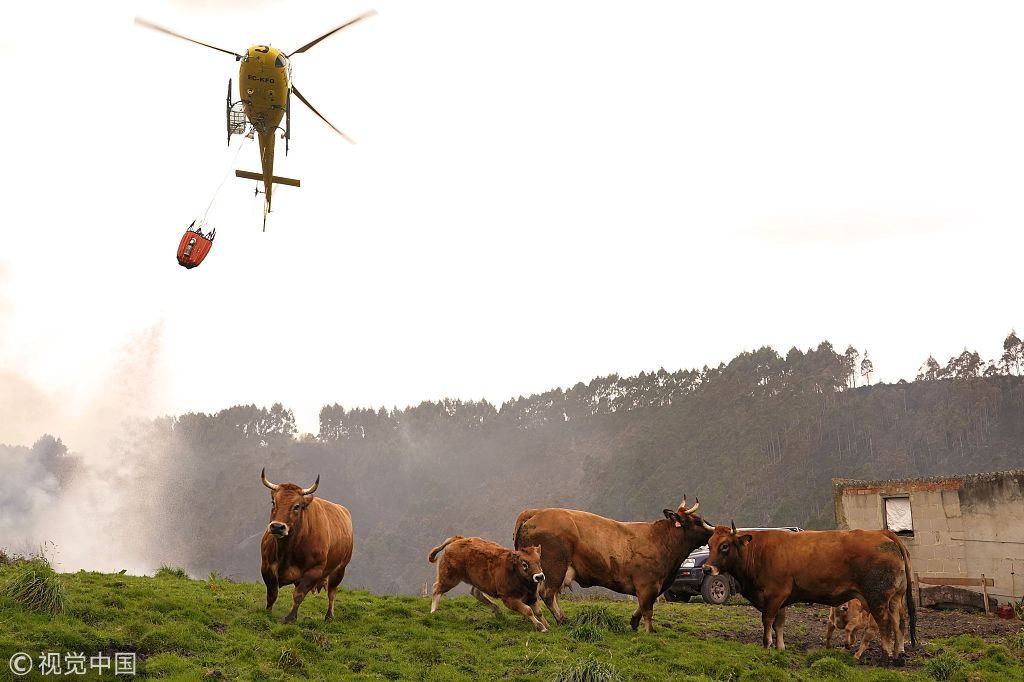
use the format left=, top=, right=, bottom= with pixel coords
left=663, top=591, right=690, bottom=603
left=700, top=575, right=731, bottom=604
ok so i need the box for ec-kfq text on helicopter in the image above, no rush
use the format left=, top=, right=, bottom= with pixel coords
left=135, top=10, right=376, bottom=230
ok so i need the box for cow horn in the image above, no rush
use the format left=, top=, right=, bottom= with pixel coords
left=302, top=475, right=320, bottom=496
left=261, top=468, right=280, bottom=491
left=684, top=498, right=700, bottom=515
left=731, top=519, right=737, bottom=534
left=702, top=519, right=715, bottom=532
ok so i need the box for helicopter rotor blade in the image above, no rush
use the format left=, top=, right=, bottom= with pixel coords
left=291, top=86, right=356, bottom=144
left=134, top=17, right=244, bottom=60
left=287, top=9, right=377, bottom=57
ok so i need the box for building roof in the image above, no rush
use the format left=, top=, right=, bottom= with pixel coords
left=833, top=469, right=1024, bottom=496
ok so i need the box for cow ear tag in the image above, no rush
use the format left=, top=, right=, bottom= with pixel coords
left=674, top=520, right=681, bottom=527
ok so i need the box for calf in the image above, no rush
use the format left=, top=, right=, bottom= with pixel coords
left=428, top=535, right=549, bottom=631
left=827, top=598, right=908, bottom=661
left=827, top=599, right=876, bottom=660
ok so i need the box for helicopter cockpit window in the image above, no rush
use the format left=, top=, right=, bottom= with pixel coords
left=275, top=55, right=287, bottom=69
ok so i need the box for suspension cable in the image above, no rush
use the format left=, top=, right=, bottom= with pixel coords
left=204, top=132, right=250, bottom=220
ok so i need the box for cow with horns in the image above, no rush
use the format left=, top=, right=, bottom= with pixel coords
left=260, top=469, right=354, bottom=624
left=513, top=498, right=713, bottom=632
left=703, top=523, right=916, bottom=663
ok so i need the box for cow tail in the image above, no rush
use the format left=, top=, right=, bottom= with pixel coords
left=899, top=536, right=917, bottom=648
left=514, top=519, right=526, bottom=550
left=427, top=536, right=462, bottom=563
left=513, top=509, right=539, bottom=549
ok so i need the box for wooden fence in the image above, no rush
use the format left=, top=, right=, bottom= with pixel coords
left=914, top=573, right=995, bottom=615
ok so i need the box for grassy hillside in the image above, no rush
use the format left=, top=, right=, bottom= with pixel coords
left=1, top=564, right=1022, bottom=681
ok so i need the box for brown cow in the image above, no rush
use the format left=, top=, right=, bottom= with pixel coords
left=427, top=535, right=549, bottom=631
left=260, top=469, right=353, bottom=624
left=513, top=498, right=712, bottom=632
left=703, top=523, right=916, bottom=663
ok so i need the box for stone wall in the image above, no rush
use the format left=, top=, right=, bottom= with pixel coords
left=833, top=471, right=1024, bottom=605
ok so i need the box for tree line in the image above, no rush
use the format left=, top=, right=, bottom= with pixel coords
left=6, top=331, right=1024, bottom=593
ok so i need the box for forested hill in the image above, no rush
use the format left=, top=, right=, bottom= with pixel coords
left=10, top=336, right=1024, bottom=593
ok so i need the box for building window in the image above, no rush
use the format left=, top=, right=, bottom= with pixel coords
left=884, top=496, right=913, bottom=536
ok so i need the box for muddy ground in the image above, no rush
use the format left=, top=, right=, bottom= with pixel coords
left=692, top=602, right=1022, bottom=667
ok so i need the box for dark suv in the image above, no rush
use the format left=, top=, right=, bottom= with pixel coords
left=665, top=527, right=802, bottom=604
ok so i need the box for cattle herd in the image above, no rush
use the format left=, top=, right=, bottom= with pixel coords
left=259, top=470, right=917, bottom=665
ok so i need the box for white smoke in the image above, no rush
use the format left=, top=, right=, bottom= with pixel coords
left=0, top=371, right=59, bottom=448
left=0, top=267, right=171, bottom=573
left=0, top=264, right=62, bottom=447
left=0, top=443, right=61, bottom=557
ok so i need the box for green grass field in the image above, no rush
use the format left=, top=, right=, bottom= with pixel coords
left=1, top=564, right=1022, bottom=681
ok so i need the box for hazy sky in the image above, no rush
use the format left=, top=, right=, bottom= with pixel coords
left=2, top=0, right=1022, bottom=440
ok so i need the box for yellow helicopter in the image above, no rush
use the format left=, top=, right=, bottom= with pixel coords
left=135, top=11, right=376, bottom=229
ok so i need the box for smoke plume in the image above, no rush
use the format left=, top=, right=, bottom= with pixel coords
left=0, top=267, right=171, bottom=574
